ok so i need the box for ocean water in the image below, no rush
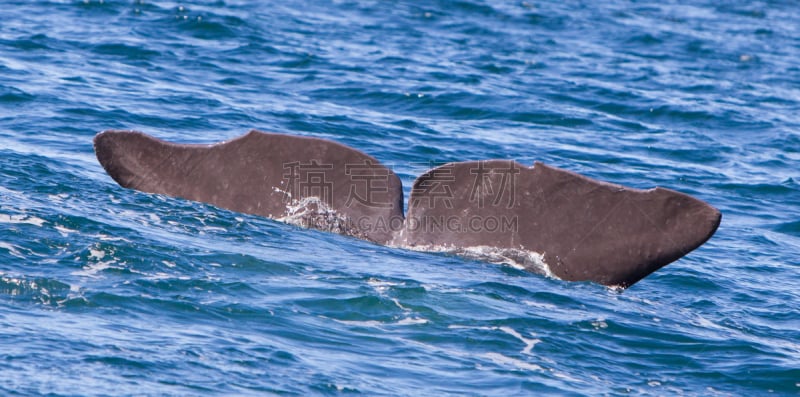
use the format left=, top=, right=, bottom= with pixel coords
left=1, top=0, right=798, bottom=395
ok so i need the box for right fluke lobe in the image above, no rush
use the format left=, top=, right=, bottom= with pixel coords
left=399, top=161, right=721, bottom=288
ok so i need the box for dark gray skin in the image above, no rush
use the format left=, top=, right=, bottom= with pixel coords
left=94, top=130, right=721, bottom=289
left=94, top=130, right=404, bottom=243
left=401, top=160, right=721, bottom=288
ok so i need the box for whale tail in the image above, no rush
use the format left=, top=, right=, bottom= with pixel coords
left=94, top=130, right=720, bottom=289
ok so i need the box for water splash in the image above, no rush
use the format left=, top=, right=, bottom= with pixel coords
left=275, top=196, right=367, bottom=239
left=396, top=243, right=557, bottom=279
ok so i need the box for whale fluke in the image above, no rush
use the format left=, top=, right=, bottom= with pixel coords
left=399, top=161, right=720, bottom=288
left=94, top=130, right=721, bottom=289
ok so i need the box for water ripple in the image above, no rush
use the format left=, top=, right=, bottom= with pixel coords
left=1, top=0, right=799, bottom=395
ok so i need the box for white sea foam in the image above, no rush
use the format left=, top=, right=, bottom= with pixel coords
left=482, top=352, right=543, bottom=371
left=367, top=277, right=404, bottom=295
left=0, top=186, right=20, bottom=197
left=591, top=319, right=609, bottom=329
left=47, top=193, right=69, bottom=203
left=449, top=325, right=541, bottom=355
left=0, top=242, right=24, bottom=258
left=397, top=243, right=556, bottom=279
left=367, top=278, right=403, bottom=288
left=391, top=298, right=408, bottom=311
left=498, top=326, right=541, bottom=355
left=88, top=248, right=106, bottom=261
left=72, top=245, right=118, bottom=278
left=396, top=317, right=428, bottom=325
left=97, top=234, right=128, bottom=242
left=330, top=317, right=428, bottom=327
left=54, top=225, right=78, bottom=237
left=0, top=213, right=46, bottom=227
left=71, top=260, right=116, bottom=278
left=521, top=300, right=558, bottom=310
left=420, top=283, right=468, bottom=293
left=149, top=272, right=173, bottom=280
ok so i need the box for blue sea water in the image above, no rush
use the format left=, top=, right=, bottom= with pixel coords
left=1, top=0, right=799, bottom=395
